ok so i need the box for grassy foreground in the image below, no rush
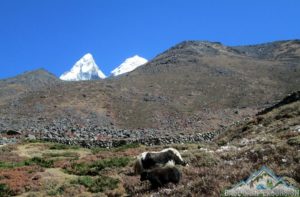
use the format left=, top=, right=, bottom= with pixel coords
left=0, top=137, right=299, bottom=197
left=0, top=102, right=299, bottom=196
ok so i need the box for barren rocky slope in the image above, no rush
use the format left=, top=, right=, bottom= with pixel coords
left=0, top=69, right=60, bottom=105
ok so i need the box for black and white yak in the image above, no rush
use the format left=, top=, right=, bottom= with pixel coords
left=140, top=165, right=181, bottom=188
left=134, top=148, right=187, bottom=174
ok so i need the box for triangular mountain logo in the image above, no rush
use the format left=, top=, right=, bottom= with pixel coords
left=224, top=165, right=299, bottom=196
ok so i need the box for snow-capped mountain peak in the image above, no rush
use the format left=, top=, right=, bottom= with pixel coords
left=60, top=53, right=106, bottom=81
left=111, top=55, right=148, bottom=76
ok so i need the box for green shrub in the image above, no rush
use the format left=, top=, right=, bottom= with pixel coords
left=46, top=185, right=65, bottom=196
left=71, top=176, right=94, bottom=188
left=217, top=140, right=227, bottom=146
left=113, top=143, right=140, bottom=152
left=67, top=157, right=131, bottom=176
left=89, top=176, right=119, bottom=193
left=0, top=157, right=54, bottom=169
left=90, top=157, right=131, bottom=170
left=67, top=162, right=91, bottom=175
left=287, top=136, right=300, bottom=146
left=72, top=176, right=119, bottom=193
left=47, top=189, right=61, bottom=196
left=25, top=157, right=54, bottom=168
left=0, top=183, right=12, bottom=197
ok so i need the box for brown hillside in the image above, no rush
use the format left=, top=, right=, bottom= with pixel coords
left=0, top=40, right=299, bottom=133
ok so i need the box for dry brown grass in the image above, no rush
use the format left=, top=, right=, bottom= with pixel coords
left=0, top=166, right=43, bottom=196
left=1, top=138, right=299, bottom=197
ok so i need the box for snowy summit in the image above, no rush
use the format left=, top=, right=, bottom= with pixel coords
left=60, top=53, right=106, bottom=81
left=111, top=55, right=148, bottom=76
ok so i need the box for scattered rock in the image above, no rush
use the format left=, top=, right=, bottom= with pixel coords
left=26, top=134, right=36, bottom=140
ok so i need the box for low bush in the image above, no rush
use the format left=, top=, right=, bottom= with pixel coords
left=91, top=157, right=131, bottom=170
left=72, top=176, right=119, bottom=193
left=0, top=157, right=54, bottom=169
left=0, top=183, right=12, bottom=197
left=287, top=136, right=300, bottom=146
left=113, top=143, right=140, bottom=152
left=66, top=157, right=131, bottom=176
left=89, top=176, right=119, bottom=193
left=67, top=162, right=91, bottom=176
left=217, top=139, right=227, bottom=146
left=72, top=176, right=94, bottom=188
left=25, top=157, right=54, bottom=168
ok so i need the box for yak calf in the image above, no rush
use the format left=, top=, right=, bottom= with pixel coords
left=140, top=166, right=181, bottom=189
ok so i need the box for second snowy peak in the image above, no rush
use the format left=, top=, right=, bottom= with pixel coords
left=111, top=55, right=148, bottom=77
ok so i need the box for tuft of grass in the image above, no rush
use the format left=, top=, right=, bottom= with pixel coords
left=47, top=186, right=66, bottom=196
left=287, top=136, right=300, bottom=146
left=0, top=157, right=54, bottom=169
left=113, top=143, right=140, bottom=152
left=91, top=157, right=131, bottom=170
left=71, top=176, right=94, bottom=188
left=66, top=157, right=131, bottom=176
left=0, top=161, right=26, bottom=169
left=25, top=157, right=54, bottom=168
left=217, top=140, right=227, bottom=146
left=72, top=176, right=119, bottom=193
left=66, top=162, right=91, bottom=176
left=0, top=183, right=12, bottom=197
left=91, top=147, right=109, bottom=154
left=89, top=176, right=119, bottom=193
left=190, top=152, right=219, bottom=167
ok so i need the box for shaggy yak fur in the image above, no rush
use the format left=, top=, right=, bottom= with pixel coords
left=140, top=166, right=181, bottom=188
left=134, top=148, right=187, bottom=174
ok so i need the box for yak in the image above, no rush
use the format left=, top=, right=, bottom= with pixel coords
left=140, top=165, right=181, bottom=189
left=134, top=148, right=187, bottom=175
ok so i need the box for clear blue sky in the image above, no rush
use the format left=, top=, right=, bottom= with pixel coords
left=0, top=0, right=299, bottom=79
